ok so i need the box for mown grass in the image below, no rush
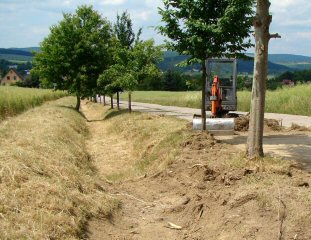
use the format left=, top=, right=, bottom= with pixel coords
left=0, top=97, right=118, bottom=239
left=0, top=86, right=68, bottom=120
left=119, top=83, right=311, bottom=116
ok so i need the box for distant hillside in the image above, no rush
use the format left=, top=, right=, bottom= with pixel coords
left=247, top=53, right=311, bottom=70
left=9, top=47, right=41, bottom=53
left=159, top=51, right=290, bottom=74
left=0, top=48, right=38, bottom=63
left=0, top=48, right=34, bottom=57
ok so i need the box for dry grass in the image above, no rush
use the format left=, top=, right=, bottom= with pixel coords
left=0, top=86, right=68, bottom=121
left=0, top=97, right=118, bottom=239
left=88, top=105, right=191, bottom=180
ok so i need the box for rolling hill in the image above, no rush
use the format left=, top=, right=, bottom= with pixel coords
left=159, top=51, right=291, bottom=74
left=1, top=47, right=311, bottom=73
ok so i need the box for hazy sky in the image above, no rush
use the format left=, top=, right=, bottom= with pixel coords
left=0, top=0, right=311, bottom=56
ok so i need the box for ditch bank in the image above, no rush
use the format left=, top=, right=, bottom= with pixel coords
left=0, top=97, right=118, bottom=239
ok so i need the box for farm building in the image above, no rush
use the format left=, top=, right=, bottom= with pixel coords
left=1, top=68, right=24, bottom=85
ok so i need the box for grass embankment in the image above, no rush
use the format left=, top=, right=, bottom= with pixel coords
left=0, top=86, right=68, bottom=120
left=119, top=84, right=311, bottom=115
left=0, top=97, right=118, bottom=239
left=93, top=105, right=190, bottom=181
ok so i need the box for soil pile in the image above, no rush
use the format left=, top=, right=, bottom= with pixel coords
left=235, top=115, right=282, bottom=131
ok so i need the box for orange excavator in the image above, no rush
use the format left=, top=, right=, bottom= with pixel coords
left=193, top=58, right=237, bottom=135
left=210, top=76, right=222, bottom=117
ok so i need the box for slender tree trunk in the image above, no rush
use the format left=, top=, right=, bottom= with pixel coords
left=247, top=0, right=279, bottom=158
left=103, top=95, right=106, bottom=106
left=99, top=95, right=102, bottom=103
left=94, top=95, right=97, bottom=103
left=75, top=94, right=81, bottom=111
left=117, top=92, right=120, bottom=110
left=110, top=95, right=114, bottom=109
left=128, top=92, right=132, bottom=113
left=201, top=61, right=207, bottom=130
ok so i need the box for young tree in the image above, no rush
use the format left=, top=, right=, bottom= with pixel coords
left=98, top=39, right=162, bottom=112
left=112, top=11, right=142, bottom=107
left=33, top=5, right=112, bottom=110
left=158, top=0, right=254, bottom=130
left=246, top=0, right=280, bottom=157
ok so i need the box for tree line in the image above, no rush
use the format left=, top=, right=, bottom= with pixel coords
left=33, top=1, right=275, bottom=158
left=33, top=6, right=162, bottom=111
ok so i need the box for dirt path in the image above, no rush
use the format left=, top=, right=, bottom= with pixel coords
left=81, top=101, right=187, bottom=239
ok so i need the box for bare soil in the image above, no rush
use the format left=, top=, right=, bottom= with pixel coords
left=82, top=101, right=311, bottom=240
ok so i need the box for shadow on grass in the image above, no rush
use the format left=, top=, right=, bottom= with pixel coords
left=57, top=105, right=88, bottom=120
left=103, top=109, right=130, bottom=120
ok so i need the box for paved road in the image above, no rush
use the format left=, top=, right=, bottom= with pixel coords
left=99, top=97, right=311, bottom=171
left=116, top=100, right=311, bottom=128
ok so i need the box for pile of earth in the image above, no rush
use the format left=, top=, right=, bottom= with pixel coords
left=235, top=114, right=282, bottom=131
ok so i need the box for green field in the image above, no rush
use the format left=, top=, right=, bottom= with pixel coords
left=119, top=84, right=311, bottom=116
left=0, top=86, right=68, bottom=120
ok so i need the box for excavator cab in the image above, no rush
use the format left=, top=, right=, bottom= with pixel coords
left=206, top=58, right=238, bottom=116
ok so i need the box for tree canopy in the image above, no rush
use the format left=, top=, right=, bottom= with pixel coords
left=158, top=0, right=255, bottom=62
left=33, top=5, right=112, bottom=110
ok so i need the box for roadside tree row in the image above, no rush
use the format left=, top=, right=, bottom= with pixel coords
left=33, top=5, right=162, bottom=111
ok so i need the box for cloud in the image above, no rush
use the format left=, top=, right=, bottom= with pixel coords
left=100, top=0, right=126, bottom=6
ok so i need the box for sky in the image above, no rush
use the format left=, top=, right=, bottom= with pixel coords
left=0, top=0, right=311, bottom=56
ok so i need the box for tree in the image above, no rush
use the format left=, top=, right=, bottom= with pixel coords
left=98, top=39, right=162, bottom=112
left=158, top=0, right=254, bottom=130
left=33, top=5, right=112, bottom=110
left=112, top=11, right=142, bottom=108
left=115, top=11, right=141, bottom=50
left=246, top=0, right=280, bottom=157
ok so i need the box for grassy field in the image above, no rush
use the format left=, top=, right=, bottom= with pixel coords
left=119, top=84, right=311, bottom=116
left=0, top=97, right=118, bottom=239
left=0, top=86, right=68, bottom=120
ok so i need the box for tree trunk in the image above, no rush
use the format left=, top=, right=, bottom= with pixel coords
left=117, top=92, right=120, bottom=110
left=246, top=0, right=274, bottom=158
left=103, top=95, right=106, bottom=106
left=75, top=94, right=81, bottom=111
left=128, top=92, right=132, bottom=113
left=99, top=95, right=102, bottom=103
left=110, top=95, right=114, bottom=109
left=94, top=95, right=97, bottom=103
left=201, top=61, right=207, bottom=131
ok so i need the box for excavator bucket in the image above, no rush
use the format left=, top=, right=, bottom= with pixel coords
left=192, top=117, right=235, bottom=135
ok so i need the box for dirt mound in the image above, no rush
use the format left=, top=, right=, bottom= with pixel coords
left=183, top=132, right=217, bottom=150
left=235, top=115, right=282, bottom=131
left=290, top=123, right=311, bottom=131
left=235, top=115, right=250, bottom=131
